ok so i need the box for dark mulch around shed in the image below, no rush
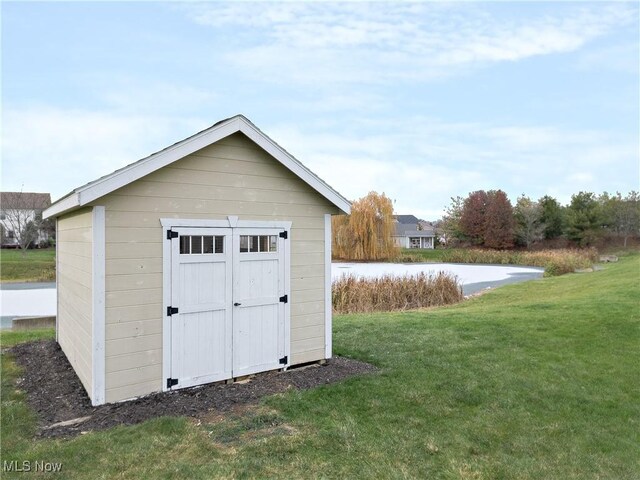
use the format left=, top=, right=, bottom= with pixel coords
left=8, top=340, right=378, bottom=439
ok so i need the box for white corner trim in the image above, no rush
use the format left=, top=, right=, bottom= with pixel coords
left=46, top=116, right=351, bottom=219
left=91, top=206, right=106, bottom=406
left=227, top=215, right=238, bottom=227
left=43, top=192, right=80, bottom=219
left=324, top=214, right=332, bottom=359
left=55, top=217, right=59, bottom=343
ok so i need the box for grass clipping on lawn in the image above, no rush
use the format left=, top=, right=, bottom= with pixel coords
left=333, top=272, right=463, bottom=313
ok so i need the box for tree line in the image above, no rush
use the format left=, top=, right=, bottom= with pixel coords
left=441, top=190, right=640, bottom=248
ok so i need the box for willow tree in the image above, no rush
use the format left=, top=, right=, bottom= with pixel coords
left=332, top=191, right=398, bottom=260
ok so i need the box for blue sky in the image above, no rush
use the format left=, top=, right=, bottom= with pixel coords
left=2, top=1, right=638, bottom=219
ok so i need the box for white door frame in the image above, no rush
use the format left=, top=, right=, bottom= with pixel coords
left=160, top=216, right=291, bottom=392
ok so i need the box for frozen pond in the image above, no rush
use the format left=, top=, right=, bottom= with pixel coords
left=0, top=282, right=56, bottom=329
left=0, top=263, right=543, bottom=328
left=332, top=262, right=544, bottom=296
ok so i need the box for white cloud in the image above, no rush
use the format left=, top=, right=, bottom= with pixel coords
left=102, top=82, right=219, bottom=114
left=576, top=42, right=640, bottom=74
left=265, top=115, right=638, bottom=219
left=181, top=2, right=636, bottom=85
left=568, top=172, right=595, bottom=184
left=2, top=104, right=636, bottom=220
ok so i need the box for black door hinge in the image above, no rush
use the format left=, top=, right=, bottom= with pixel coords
left=279, top=356, right=288, bottom=365
left=279, top=294, right=288, bottom=303
left=166, top=378, right=178, bottom=389
left=167, top=306, right=179, bottom=316
left=279, top=231, right=288, bottom=239
left=167, top=229, right=179, bottom=240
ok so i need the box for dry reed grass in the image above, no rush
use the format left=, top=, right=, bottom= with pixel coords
left=440, top=248, right=598, bottom=276
left=332, top=272, right=464, bottom=314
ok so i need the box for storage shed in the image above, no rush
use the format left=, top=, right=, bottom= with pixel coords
left=44, top=115, right=350, bottom=405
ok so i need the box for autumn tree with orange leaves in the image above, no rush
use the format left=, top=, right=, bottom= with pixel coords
left=332, top=191, right=398, bottom=260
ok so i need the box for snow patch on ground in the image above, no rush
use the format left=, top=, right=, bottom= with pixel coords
left=0, top=288, right=57, bottom=316
left=332, top=262, right=544, bottom=296
left=332, top=262, right=542, bottom=284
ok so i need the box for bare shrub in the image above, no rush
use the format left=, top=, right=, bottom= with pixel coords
left=332, top=272, right=463, bottom=314
left=440, top=248, right=598, bottom=276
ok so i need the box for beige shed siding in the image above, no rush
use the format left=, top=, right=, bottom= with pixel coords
left=99, top=132, right=338, bottom=403
left=57, top=208, right=94, bottom=397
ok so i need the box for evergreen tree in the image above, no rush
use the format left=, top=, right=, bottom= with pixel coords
left=600, top=191, right=640, bottom=247
left=538, top=195, right=565, bottom=239
left=566, top=192, right=602, bottom=246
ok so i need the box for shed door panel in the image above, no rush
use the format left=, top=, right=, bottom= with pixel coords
left=232, top=229, right=285, bottom=376
left=170, top=228, right=232, bottom=388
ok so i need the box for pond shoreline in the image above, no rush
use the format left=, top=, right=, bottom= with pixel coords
left=0, top=263, right=545, bottom=329
left=332, top=262, right=544, bottom=296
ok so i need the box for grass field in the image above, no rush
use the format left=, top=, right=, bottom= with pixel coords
left=0, top=248, right=56, bottom=282
left=1, top=254, right=638, bottom=479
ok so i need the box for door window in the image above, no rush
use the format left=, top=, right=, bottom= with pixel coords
left=180, top=235, right=224, bottom=254
left=239, top=235, right=278, bottom=253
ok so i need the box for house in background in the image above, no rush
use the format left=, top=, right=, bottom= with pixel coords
left=392, top=214, right=436, bottom=249
left=0, top=192, right=51, bottom=248
left=393, top=214, right=420, bottom=225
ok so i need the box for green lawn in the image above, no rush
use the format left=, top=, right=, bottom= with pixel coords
left=1, top=255, right=638, bottom=479
left=0, top=248, right=56, bottom=282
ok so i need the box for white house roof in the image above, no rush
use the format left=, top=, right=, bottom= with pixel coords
left=44, top=115, right=351, bottom=219
left=394, top=214, right=420, bottom=225
left=1, top=192, right=51, bottom=210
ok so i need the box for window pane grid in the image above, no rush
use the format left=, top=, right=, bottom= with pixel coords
left=179, top=235, right=224, bottom=255
left=239, top=235, right=278, bottom=253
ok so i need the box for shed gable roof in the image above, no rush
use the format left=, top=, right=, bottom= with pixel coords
left=44, top=115, right=351, bottom=219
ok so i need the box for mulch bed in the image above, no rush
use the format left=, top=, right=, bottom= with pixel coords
left=8, top=340, right=378, bottom=439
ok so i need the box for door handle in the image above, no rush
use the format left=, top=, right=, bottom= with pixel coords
left=234, top=302, right=242, bottom=306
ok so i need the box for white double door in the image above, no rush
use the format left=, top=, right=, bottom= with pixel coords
left=169, top=227, right=287, bottom=389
